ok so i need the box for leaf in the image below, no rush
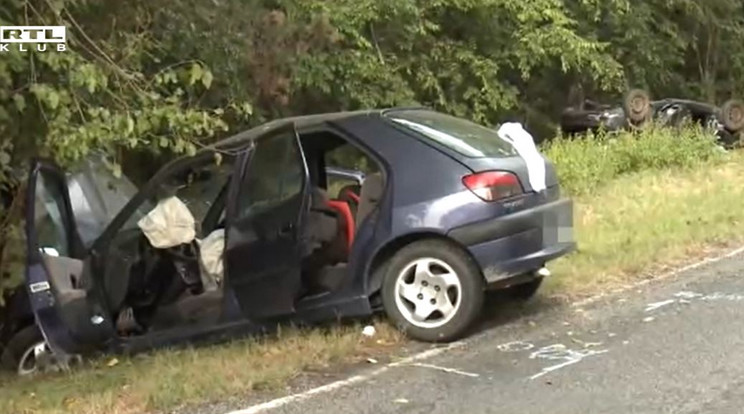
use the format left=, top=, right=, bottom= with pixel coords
left=240, top=102, right=253, bottom=115
left=111, top=164, right=122, bottom=179
left=12, top=94, right=25, bottom=113
left=86, top=76, right=98, bottom=94
left=188, top=63, right=203, bottom=86
left=47, top=90, right=60, bottom=110
left=201, top=70, right=214, bottom=89
left=186, top=143, right=197, bottom=156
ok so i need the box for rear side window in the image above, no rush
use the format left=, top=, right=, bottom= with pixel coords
left=236, top=130, right=304, bottom=218
left=386, top=109, right=517, bottom=158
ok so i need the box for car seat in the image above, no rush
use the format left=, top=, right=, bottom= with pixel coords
left=337, top=184, right=361, bottom=218
left=356, top=172, right=384, bottom=231
left=307, top=187, right=338, bottom=246
left=325, top=200, right=355, bottom=261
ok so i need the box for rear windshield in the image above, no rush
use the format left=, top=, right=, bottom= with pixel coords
left=386, top=109, right=517, bottom=158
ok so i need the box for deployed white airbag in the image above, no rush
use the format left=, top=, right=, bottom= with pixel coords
left=137, top=196, right=196, bottom=249
left=138, top=196, right=226, bottom=291
left=496, top=123, right=547, bottom=192
left=197, top=228, right=225, bottom=291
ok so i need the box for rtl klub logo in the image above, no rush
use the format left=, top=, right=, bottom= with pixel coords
left=0, top=26, right=67, bottom=52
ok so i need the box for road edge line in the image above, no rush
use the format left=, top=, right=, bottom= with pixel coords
left=225, top=342, right=466, bottom=414
left=571, top=244, right=744, bottom=308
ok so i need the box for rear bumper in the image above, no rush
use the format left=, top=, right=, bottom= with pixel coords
left=448, top=198, right=576, bottom=285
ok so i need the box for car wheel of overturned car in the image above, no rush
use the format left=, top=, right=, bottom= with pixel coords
left=720, top=99, right=744, bottom=132
left=505, top=277, right=544, bottom=301
left=0, top=325, right=58, bottom=376
left=381, top=239, right=485, bottom=342
left=623, top=89, right=652, bottom=127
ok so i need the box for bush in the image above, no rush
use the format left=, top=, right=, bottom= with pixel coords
left=543, top=125, right=725, bottom=196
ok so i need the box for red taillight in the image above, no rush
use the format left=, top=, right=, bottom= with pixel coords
left=462, top=171, right=523, bottom=201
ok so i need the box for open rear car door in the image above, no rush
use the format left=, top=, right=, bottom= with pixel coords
left=25, top=160, right=114, bottom=356
left=224, top=123, right=311, bottom=319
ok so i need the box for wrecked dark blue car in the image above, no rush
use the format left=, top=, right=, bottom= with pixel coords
left=10, top=108, right=575, bottom=374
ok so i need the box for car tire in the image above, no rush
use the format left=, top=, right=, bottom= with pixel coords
left=623, top=89, right=652, bottom=125
left=1, top=324, right=46, bottom=375
left=505, top=277, right=544, bottom=301
left=720, top=99, right=744, bottom=132
left=381, top=239, right=484, bottom=342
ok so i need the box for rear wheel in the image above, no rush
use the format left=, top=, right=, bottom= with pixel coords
left=381, top=240, right=484, bottom=342
left=623, top=89, right=652, bottom=126
left=720, top=100, right=744, bottom=132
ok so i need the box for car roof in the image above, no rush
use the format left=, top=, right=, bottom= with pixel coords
left=212, top=109, right=386, bottom=150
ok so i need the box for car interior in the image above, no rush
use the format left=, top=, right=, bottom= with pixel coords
left=32, top=129, right=385, bottom=341
left=297, top=130, right=384, bottom=298
left=111, top=155, right=236, bottom=335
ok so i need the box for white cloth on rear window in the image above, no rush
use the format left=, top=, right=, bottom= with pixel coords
left=197, top=228, right=225, bottom=291
left=137, top=196, right=196, bottom=249
left=496, top=123, right=547, bottom=192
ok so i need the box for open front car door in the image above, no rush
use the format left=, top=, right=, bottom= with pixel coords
left=25, top=160, right=114, bottom=356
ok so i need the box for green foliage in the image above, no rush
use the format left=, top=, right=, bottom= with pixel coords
left=543, top=125, right=725, bottom=196
left=0, top=0, right=743, bottom=297
left=0, top=0, right=252, bottom=295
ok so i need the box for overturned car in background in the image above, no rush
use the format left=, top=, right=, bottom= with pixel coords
left=560, top=89, right=744, bottom=148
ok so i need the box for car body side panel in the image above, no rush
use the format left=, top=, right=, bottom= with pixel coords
left=449, top=197, right=575, bottom=283
left=331, top=116, right=480, bottom=294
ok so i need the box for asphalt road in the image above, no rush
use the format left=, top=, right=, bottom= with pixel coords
left=215, top=251, right=744, bottom=414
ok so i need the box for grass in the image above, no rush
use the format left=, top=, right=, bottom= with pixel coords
left=543, top=124, right=725, bottom=195
left=545, top=150, right=744, bottom=296
left=3, top=126, right=744, bottom=414
left=0, top=322, right=403, bottom=414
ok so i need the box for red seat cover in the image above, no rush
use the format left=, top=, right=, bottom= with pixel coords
left=326, top=200, right=355, bottom=252
left=345, top=189, right=360, bottom=203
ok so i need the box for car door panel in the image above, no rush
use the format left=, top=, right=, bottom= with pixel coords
left=224, top=123, right=310, bottom=319
left=25, top=160, right=114, bottom=355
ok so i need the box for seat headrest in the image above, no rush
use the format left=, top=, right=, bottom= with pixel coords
left=361, top=173, right=384, bottom=200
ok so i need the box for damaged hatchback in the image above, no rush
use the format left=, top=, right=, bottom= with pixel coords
left=20, top=108, right=575, bottom=370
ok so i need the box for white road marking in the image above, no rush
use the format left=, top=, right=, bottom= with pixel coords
left=406, top=362, right=480, bottom=378
left=644, top=299, right=676, bottom=312
left=497, top=341, right=535, bottom=352
left=573, top=245, right=744, bottom=308
left=497, top=341, right=609, bottom=380
left=528, top=344, right=609, bottom=380
left=226, top=244, right=744, bottom=414
left=226, top=342, right=465, bottom=414
left=648, top=290, right=744, bottom=311
left=529, top=349, right=609, bottom=380
left=675, top=291, right=703, bottom=299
